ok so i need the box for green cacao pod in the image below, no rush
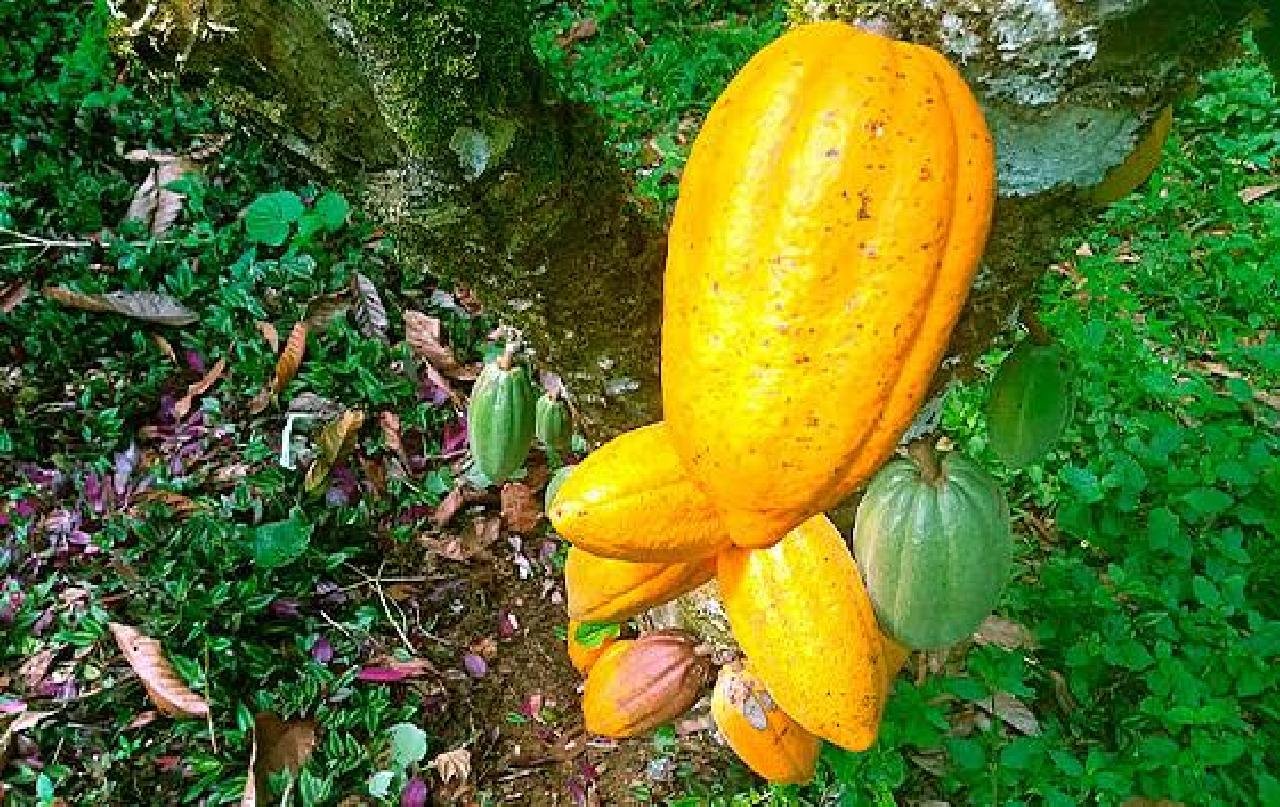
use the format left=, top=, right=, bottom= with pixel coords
left=467, top=351, right=536, bottom=484
left=985, top=341, right=1075, bottom=468
left=852, top=443, right=1012, bottom=650
left=535, top=391, right=573, bottom=459
left=545, top=464, right=574, bottom=514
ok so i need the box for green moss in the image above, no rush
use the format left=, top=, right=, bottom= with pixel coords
left=340, top=0, right=534, bottom=151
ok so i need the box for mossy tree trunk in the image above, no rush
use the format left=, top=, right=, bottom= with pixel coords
left=146, top=0, right=1260, bottom=440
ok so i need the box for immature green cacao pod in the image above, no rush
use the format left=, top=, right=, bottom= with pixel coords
left=985, top=340, right=1075, bottom=468
left=545, top=464, right=574, bottom=514
left=467, top=351, right=536, bottom=483
left=852, top=442, right=1012, bottom=650
left=535, top=391, right=573, bottom=459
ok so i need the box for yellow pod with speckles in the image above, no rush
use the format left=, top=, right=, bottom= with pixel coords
left=662, top=22, right=996, bottom=548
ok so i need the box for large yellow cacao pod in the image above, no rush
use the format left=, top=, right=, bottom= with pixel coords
left=662, top=22, right=997, bottom=547
left=565, top=547, right=715, bottom=624
left=717, top=514, right=888, bottom=751
left=710, top=659, right=821, bottom=784
left=548, top=423, right=729, bottom=563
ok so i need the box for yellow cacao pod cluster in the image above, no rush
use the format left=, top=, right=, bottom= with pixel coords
left=550, top=21, right=995, bottom=783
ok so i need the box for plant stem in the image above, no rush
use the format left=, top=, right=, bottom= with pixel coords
left=1021, top=306, right=1052, bottom=346
left=907, top=437, right=943, bottom=484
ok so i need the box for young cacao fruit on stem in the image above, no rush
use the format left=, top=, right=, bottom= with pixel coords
left=718, top=514, right=887, bottom=751
left=582, top=630, right=710, bottom=738
left=567, top=619, right=620, bottom=675
left=535, top=389, right=573, bottom=462
left=711, top=660, right=820, bottom=785
left=985, top=339, right=1075, bottom=468
left=549, top=423, right=730, bottom=563
left=662, top=22, right=997, bottom=548
left=852, top=440, right=1013, bottom=649
left=544, top=464, right=575, bottom=514
left=467, top=348, right=536, bottom=484
left=565, top=547, right=715, bottom=624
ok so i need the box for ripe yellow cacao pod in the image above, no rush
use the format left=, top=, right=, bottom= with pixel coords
left=565, top=547, right=715, bottom=624
left=710, top=659, right=820, bottom=784
left=662, top=22, right=997, bottom=547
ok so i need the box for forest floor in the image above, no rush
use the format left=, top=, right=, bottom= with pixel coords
left=3, top=2, right=1280, bottom=806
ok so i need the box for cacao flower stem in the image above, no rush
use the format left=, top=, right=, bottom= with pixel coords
left=907, top=437, right=943, bottom=485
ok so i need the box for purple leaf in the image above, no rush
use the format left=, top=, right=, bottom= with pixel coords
left=462, top=653, right=487, bottom=679
left=442, top=417, right=468, bottom=453
left=315, top=581, right=347, bottom=605
left=0, top=698, right=26, bottom=714
left=400, top=776, right=429, bottom=807
left=418, top=377, right=451, bottom=407
left=15, top=499, right=37, bottom=519
left=31, top=608, right=54, bottom=636
left=83, top=474, right=104, bottom=512
left=114, top=444, right=139, bottom=496
left=356, top=666, right=411, bottom=683
left=311, top=636, right=334, bottom=665
left=185, top=350, right=205, bottom=374
left=497, top=609, right=518, bottom=640
left=268, top=598, right=301, bottom=618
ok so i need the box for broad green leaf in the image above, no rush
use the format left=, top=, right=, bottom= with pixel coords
left=388, top=722, right=428, bottom=770
left=312, top=191, right=349, bottom=231
left=244, top=190, right=304, bottom=246
left=574, top=621, right=621, bottom=649
left=252, top=508, right=313, bottom=569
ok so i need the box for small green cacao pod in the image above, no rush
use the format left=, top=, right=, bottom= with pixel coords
left=536, top=392, right=573, bottom=458
left=985, top=340, right=1075, bottom=468
left=545, top=464, right=575, bottom=514
left=467, top=351, right=536, bottom=484
left=852, top=442, right=1012, bottom=650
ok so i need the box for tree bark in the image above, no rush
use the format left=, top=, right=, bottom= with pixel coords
left=143, top=0, right=1259, bottom=440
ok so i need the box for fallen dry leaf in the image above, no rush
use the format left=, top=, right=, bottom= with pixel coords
left=241, top=733, right=257, bottom=807
left=108, top=622, right=209, bottom=719
left=973, top=616, right=1037, bottom=651
left=556, top=17, right=598, bottom=48
left=152, top=334, right=178, bottom=364
left=173, top=357, right=226, bottom=421
left=124, top=153, right=200, bottom=235
left=428, top=747, right=471, bottom=784
left=0, top=709, right=57, bottom=770
left=18, top=649, right=55, bottom=694
left=255, top=321, right=279, bottom=353
left=1049, top=669, right=1077, bottom=715
left=44, top=287, right=198, bottom=326
left=379, top=411, right=409, bottom=465
left=431, top=485, right=468, bottom=528
left=253, top=711, right=317, bottom=797
left=0, top=279, right=29, bottom=313
left=250, top=321, right=308, bottom=414
left=304, top=409, right=365, bottom=494
left=1239, top=183, right=1279, bottom=204
left=420, top=515, right=501, bottom=562
left=350, top=273, right=388, bottom=342
left=131, top=490, right=201, bottom=519
left=500, top=483, right=542, bottom=533
left=303, top=290, right=349, bottom=332
left=975, top=692, right=1040, bottom=736
left=404, top=310, right=477, bottom=380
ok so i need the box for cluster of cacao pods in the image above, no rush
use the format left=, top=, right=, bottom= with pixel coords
left=546, top=22, right=1023, bottom=784
left=467, top=347, right=575, bottom=484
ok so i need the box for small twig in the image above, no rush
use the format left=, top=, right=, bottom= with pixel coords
left=317, top=610, right=360, bottom=642
left=336, top=575, right=430, bottom=594
left=0, top=226, right=171, bottom=252
left=375, top=561, right=416, bottom=653
left=203, top=640, right=218, bottom=754
left=1020, top=306, right=1052, bottom=346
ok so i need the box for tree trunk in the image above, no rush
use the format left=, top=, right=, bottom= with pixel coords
left=145, top=0, right=1258, bottom=440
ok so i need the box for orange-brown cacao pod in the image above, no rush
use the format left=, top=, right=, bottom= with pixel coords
left=581, top=631, right=711, bottom=738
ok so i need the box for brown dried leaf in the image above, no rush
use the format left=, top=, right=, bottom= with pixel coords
left=556, top=17, right=598, bottom=48
left=973, top=616, right=1037, bottom=651
left=124, top=155, right=200, bottom=235
left=241, top=734, right=257, bottom=807
left=1239, top=184, right=1279, bottom=204
left=500, top=483, right=542, bottom=533
left=0, top=280, right=29, bottom=314
left=0, top=709, right=57, bottom=770
left=420, top=515, right=501, bottom=562
left=173, top=357, right=226, bottom=421
left=404, top=310, right=476, bottom=380
left=18, top=648, right=55, bottom=693
left=429, top=747, right=471, bottom=784
left=350, top=273, right=388, bottom=341
left=975, top=692, right=1040, bottom=736
left=108, top=622, right=209, bottom=718
left=431, top=485, right=467, bottom=528
left=152, top=334, right=178, bottom=364
left=131, top=490, right=201, bottom=518
left=379, top=411, right=409, bottom=464
left=251, top=322, right=308, bottom=414
left=1049, top=669, right=1077, bottom=715
left=253, top=712, right=317, bottom=796
left=304, top=410, right=365, bottom=494
left=255, top=321, right=279, bottom=353
left=43, top=287, right=198, bottom=326
left=303, top=290, right=350, bottom=332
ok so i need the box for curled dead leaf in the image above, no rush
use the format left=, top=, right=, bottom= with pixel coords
left=379, top=411, right=409, bottom=465
left=350, top=273, right=388, bottom=341
left=250, top=322, right=308, bottom=414
left=0, top=279, right=29, bottom=314
left=973, top=616, right=1037, bottom=651
left=256, top=321, right=280, bottom=353
left=556, top=17, right=598, bottom=48
left=974, top=692, right=1040, bottom=736
left=404, top=311, right=477, bottom=380
left=428, top=747, right=471, bottom=784
left=124, top=153, right=200, bottom=235
left=173, top=357, right=226, bottom=421
left=304, top=410, right=365, bottom=494
left=43, top=287, right=198, bottom=326
left=152, top=334, right=178, bottom=364
left=1239, top=184, right=1278, bottom=204
left=303, top=290, right=350, bottom=332
left=108, top=622, right=209, bottom=719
